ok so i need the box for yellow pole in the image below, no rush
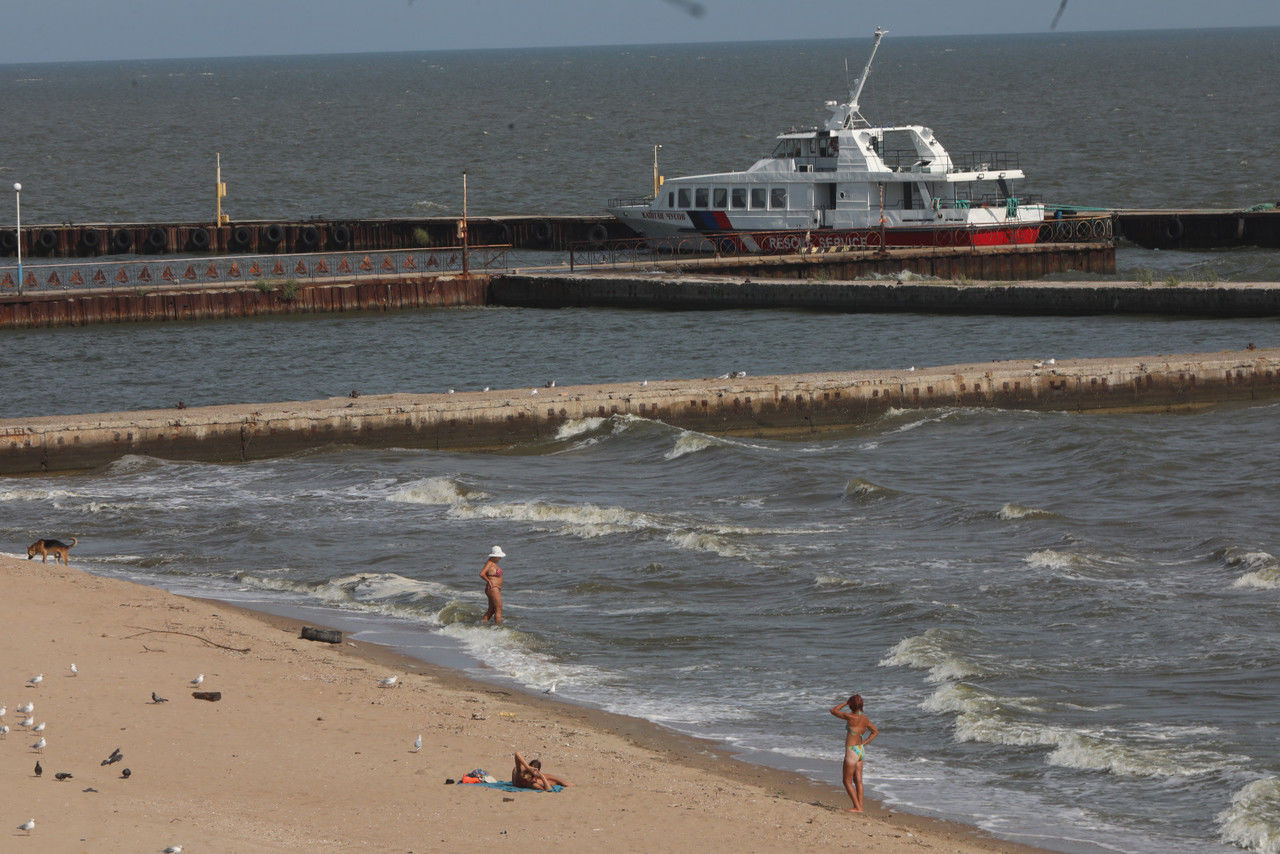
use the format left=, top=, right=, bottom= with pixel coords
left=216, top=153, right=228, bottom=226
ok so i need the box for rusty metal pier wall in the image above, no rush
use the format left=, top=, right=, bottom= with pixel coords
left=0, top=275, right=489, bottom=328
left=2, top=348, right=1275, bottom=475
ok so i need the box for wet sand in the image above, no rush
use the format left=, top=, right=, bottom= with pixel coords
left=0, top=554, right=1045, bottom=852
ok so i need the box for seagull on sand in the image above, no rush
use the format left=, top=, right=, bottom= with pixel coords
left=17, top=818, right=34, bottom=835
left=20, top=717, right=34, bottom=729
left=379, top=676, right=398, bottom=688
left=27, top=674, right=43, bottom=688
left=0, top=725, right=8, bottom=739
left=69, top=663, right=78, bottom=677
left=151, top=692, right=169, bottom=703
left=31, top=737, right=46, bottom=753
left=411, top=734, right=422, bottom=753
left=190, top=674, right=204, bottom=687
left=17, top=702, right=33, bottom=715
left=32, top=722, right=45, bottom=733
left=163, top=845, right=182, bottom=853
left=0, top=705, right=7, bottom=718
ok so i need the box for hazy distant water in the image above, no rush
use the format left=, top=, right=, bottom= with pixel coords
left=3, top=29, right=1280, bottom=854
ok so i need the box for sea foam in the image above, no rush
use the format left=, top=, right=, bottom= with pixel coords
left=1227, top=550, right=1280, bottom=590
left=879, top=629, right=986, bottom=682
left=998, top=503, right=1060, bottom=521
left=1218, top=777, right=1280, bottom=854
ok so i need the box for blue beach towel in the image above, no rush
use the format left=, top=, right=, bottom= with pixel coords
left=471, top=780, right=564, bottom=793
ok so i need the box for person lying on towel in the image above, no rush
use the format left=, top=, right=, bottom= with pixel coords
left=512, top=751, right=571, bottom=791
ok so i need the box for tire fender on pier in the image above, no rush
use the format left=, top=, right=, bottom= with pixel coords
left=111, top=229, right=134, bottom=252
left=233, top=225, right=254, bottom=247
left=189, top=227, right=211, bottom=250
left=587, top=223, right=609, bottom=245
left=37, top=229, right=59, bottom=251
left=299, top=225, right=320, bottom=249
left=263, top=223, right=285, bottom=246
left=147, top=227, right=168, bottom=252
left=533, top=220, right=553, bottom=244
left=1164, top=216, right=1184, bottom=241
left=330, top=224, right=352, bottom=248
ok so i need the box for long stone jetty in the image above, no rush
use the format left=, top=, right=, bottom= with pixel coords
left=2, top=348, right=1275, bottom=475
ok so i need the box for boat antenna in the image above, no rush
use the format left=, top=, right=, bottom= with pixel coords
left=846, top=27, right=887, bottom=126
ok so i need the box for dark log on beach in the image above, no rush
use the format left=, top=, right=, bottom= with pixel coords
left=300, top=626, right=343, bottom=644
left=192, top=691, right=222, bottom=702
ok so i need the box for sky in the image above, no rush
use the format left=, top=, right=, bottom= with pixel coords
left=0, top=0, right=1278, bottom=64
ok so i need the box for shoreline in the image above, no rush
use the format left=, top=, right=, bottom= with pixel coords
left=0, top=554, right=1047, bottom=852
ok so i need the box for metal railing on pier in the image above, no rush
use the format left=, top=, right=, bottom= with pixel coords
left=567, top=216, right=1113, bottom=271
left=1, top=245, right=510, bottom=294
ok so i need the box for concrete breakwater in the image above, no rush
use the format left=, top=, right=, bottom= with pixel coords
left=2, top=348, right=1275, bottom=475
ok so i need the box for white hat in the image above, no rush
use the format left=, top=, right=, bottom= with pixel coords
left=489, top=546, right=506, bottom=558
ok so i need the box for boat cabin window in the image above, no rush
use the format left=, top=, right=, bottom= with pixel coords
left=678, top=188, right=691, bottom=208
left=731, top=188, right=747, bottom=209
left=750, top=187, right=767, bottom=209
left=770, top=187, right=787, bottom=209
left=667, top=191, right=675, bottom=208
left=818, top=137, right=839, bottom=158
left=713, top=188, right=728, bottom=209
left=771, top=139, right=803, bottom=159
left=695, top=188, right=709, bottom=208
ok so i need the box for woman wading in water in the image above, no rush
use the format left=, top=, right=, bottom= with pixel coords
left=830, top=693, right=878, bottom=812
left=480, top=546, right=505, bottom=624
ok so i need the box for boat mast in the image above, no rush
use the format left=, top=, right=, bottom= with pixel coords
left=845, top=27, right=887, bottom=127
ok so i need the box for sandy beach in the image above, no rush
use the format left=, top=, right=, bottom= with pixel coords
left=0, top=553, right=1043, bottom=852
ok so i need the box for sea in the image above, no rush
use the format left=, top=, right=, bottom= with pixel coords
left=2, top=27, right=1279, bottom=853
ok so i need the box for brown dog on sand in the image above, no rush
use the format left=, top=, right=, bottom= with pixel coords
left=27, top=537, right=77, bottom=565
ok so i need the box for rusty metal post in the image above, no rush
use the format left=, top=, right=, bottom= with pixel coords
left=461, top=171, right=469, bottom=277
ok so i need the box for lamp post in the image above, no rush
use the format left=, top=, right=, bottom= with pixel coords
left=13, top=182, right=21, bottom=296
left=652, top=144, right=662, bottom=199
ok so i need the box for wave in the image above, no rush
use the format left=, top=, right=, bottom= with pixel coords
left=0, top=486, right=80, bottom=502
left=438, top=621, right=607, bottom=695
left=386, top=473, right=809, bottom=558
left=1225, top=549, right=1280, bottom=590
left=879, top=629, right=987, bottom=682
left=842, top=477, right=896, bottom=500
left=235, top=570, right=463, bottom=623
left=998, top=503, right=1060, bottom=521
left=665, top=430, right=718, bottom=460
left=1218, top=777, right=1280, bottom=854
left=386, top=475, right=485, bottom=507
left=554, top=416, right=606, bottom=441
left=924, top=683, right=1242, bottom=779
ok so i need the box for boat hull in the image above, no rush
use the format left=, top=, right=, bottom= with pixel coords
left=611, top=222, right=1043, bottom=254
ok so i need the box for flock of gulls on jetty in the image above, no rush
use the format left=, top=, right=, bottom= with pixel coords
left=6, top=659, right=412, bottom=849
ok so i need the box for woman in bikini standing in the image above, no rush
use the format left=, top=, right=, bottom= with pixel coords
left=830, top=693, right=878, bottom=812
left=480, top=546, right=506, bottom=623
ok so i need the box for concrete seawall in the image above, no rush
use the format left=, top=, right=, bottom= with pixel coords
left=2, top=348, right=1275, bottom=475
left=494, top=273, right=1280, bottom=316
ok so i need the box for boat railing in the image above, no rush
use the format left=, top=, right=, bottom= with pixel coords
left=567, top=216, right=1113, bottom=270
left=948, top=151, right=1023, bottom=173
left=608, top=195, right=657, bottom=208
